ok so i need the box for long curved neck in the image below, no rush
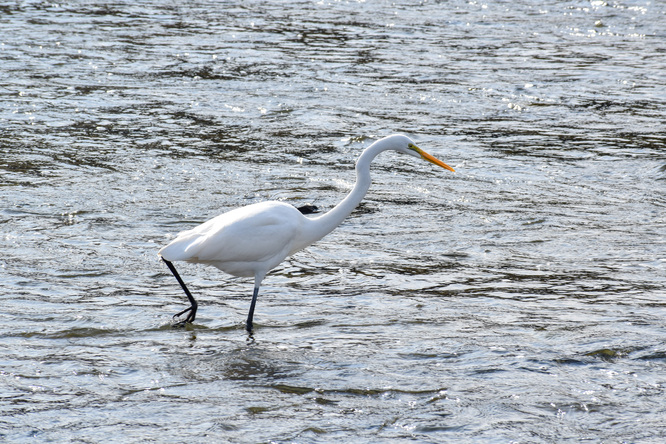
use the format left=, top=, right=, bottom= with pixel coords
left=300, top=142, right=389, bottom=246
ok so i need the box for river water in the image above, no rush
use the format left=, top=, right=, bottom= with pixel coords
left=2, top=0, right=665, bottom=442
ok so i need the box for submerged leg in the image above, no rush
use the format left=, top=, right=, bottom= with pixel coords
left=246, top=286, right=260, bottom=332
left=161, top=257, right=198, bottom=325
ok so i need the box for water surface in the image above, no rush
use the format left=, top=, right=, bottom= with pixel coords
left=2, top=0, right=666, bottom=442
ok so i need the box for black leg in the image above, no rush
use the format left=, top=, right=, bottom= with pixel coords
left=246, top=286, right=259, bottom=332
left=162, top=257, right=198, bottom=325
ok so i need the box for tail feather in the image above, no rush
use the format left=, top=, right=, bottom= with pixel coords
left=158, top=231, right=207, bottom=262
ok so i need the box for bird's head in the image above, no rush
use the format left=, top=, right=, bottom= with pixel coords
left=381, top=134, right=455, bottom=172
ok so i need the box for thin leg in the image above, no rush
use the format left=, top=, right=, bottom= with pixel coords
left=162, top=257, right=198, bottom=325
left=246, top=286, right=259, bottom=332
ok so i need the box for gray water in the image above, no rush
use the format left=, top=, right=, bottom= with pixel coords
left=2, top=0, right=666, bottom=442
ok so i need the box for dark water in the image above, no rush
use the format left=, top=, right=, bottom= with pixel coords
left=2, top=0, right=666, bottom=442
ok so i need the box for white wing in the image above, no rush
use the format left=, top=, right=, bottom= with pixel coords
left=159, top=201, right=304, bottom=276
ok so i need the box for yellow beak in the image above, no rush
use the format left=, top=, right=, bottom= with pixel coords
left=413, top=146, right=455, bottom=172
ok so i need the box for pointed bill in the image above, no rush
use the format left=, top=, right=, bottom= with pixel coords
left=414, top=146, right=455, bottom=172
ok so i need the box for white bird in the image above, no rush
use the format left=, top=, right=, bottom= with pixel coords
left=158, top=134, right=455, bottom=332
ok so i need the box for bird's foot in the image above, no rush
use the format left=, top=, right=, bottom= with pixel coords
left=172, top=304, right=197, bottom=327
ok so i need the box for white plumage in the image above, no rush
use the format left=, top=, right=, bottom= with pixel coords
left=161, top=202, right=306, bottom=277
left=159, top=134, right=454, bottom=332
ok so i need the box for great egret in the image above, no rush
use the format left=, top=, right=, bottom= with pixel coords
left=159, top=134, right=454, bottom=332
